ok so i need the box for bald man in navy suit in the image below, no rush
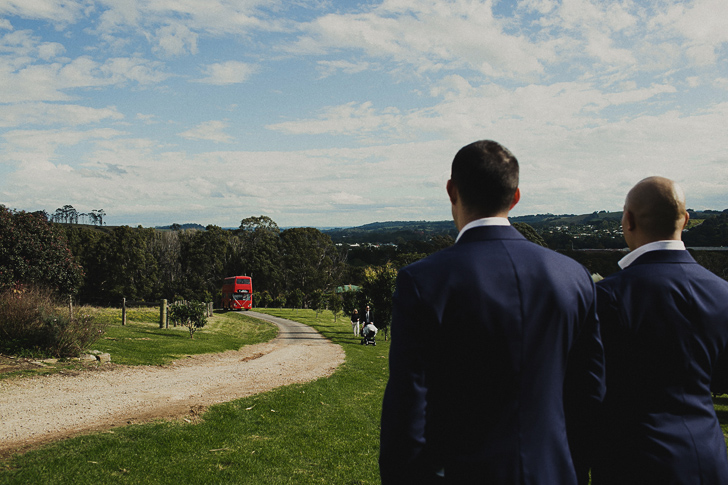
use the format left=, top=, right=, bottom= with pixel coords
left=379, top=140, right=605, bottom=484
left=592, top=177, right=728, bottom=484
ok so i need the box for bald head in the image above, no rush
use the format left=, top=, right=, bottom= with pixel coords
left=622, top=176, right=689, bottom=249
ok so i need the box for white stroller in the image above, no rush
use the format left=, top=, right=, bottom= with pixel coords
left=360, top=323, right=377, bottom=346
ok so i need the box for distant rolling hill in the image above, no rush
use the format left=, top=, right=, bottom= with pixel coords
left=323, top=210, right=726, bottom=244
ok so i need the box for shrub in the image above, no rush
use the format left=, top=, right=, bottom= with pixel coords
left=40, top=311, right=102, bottom=357
left=0, top=285, right=105, bottom=357
left=0, top=206, right=83, bottom=294
left=168, top=300, right=207, bottom=339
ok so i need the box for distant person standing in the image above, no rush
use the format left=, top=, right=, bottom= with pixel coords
left=592, top=176, right=728, bottom=484
left=362, top=305, right=374, bottom=330
left=351, top=308, right=360, bottom=337
left=379, top=140, right=605, bottom=484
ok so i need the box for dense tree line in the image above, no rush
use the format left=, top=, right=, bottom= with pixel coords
left=6, top=204, right=728, bottom=325
left=684, top=211, right=728, bottom=247
left=59, top=216, right=348, bottom=308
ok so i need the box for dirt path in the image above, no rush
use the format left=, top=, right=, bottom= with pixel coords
left=0, top=312, right=345, bottom=457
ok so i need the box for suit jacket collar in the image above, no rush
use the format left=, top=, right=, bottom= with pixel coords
left=627, top=249, right=696, bottom=267
left=456, top=217, right=510, bottom=242
left=456, top=224, right=527, bottom=244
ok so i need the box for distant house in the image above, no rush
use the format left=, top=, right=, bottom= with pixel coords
left=336, top=284, right=360, bottom=293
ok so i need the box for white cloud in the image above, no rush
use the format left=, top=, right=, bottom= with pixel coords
left=0, top=29, right=65, bottom=64
left=266, top=101, right=406, bottom=138
left=331, top=191, right=368, bottom=206
left=603, top=83, right=676, bottom=105
left=650, top=0, right=728, bottom=66
left=98, top=57, right=170, bottom=84
left=153, top=23, right=199, bottom=57
left=0, top=103, right=124, bottom=128
left=178, top=120, right=233, bottom=143
left=2, top=127, right=123, bottom=152
left=0, top=0, right=87, bottom=25
left=316, top=59, right=372, bottom=78
left=714, top=78, right=728, bottom=90
left=265, top=79, right=679, bottom=142
left=288, top=2, right=547, bottom=78
left=0, top=54, right=170, bottom=103
left=136, top=113, right=158, bottom=124
left=193, top=61, right=257, bottom=85
left=92, top=0, right=278, bottom=49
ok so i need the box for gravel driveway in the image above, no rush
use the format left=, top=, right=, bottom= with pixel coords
left=0, top=312, right=345, bottom=456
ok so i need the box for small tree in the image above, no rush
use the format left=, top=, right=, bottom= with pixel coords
left=256, top=290, right=272, bottom=308
left=328, top=292, right=343, bottom=321
left=310, top=289, right=324, bottom=319
left=274, top=293, right=287, bottom=308
left=340, top=289, right=361, bottom=320
left=287, top=289, right=304, bottom=310
left=361, top=263, right=398, bottom=340
left=169, top=301, right=208, bottom=339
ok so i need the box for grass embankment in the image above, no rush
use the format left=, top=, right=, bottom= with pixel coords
left=0, top=308, right=388, bottom=484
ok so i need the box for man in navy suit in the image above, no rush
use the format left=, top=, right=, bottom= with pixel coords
left=379, top=140, right=605, bottom=484
left=362, top=305, right=374, bottom=327
left=593, top=176, right=728, bottom=484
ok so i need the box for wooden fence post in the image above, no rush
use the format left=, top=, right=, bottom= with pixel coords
left=122, top=297, right=127, bottom=326
left=68, top=295, right=73, bottom=319
left=208, top=302, right=213, bottom=317
left=160, top=299, right=167, bottom=329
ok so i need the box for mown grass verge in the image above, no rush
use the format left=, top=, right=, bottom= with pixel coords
left=0, top=307, right=278, bottom=379
left=94, top=307, right=278, bottom=365
left=0, top=309, right=387, bottom=484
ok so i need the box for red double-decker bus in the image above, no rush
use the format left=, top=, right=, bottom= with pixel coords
left=221, top=276, right=253, bottom=310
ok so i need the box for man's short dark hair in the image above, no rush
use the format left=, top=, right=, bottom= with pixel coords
left=451, top=140, right=519, bottom=215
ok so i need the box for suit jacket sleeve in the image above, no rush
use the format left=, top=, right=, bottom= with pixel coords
left=564, top=277, right=606, bottom=483
left=380, top=268, right=439, bottom=484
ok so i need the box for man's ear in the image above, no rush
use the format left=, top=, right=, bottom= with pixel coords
left=624, top=210, right=636, bottom=232
left=681, top=211, right=690, bottom=231
left=509, top=187, right=520, bottom=210
left=446, top=179, right=458, bottom=205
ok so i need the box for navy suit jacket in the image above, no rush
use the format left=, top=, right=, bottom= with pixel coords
left=594, top=249, right=728, bottom=484
left=363, top=309, right=375, bottom=325
left=379, top=225, right=605, bottom=484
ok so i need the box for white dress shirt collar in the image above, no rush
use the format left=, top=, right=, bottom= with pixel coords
left=618, top=240, right=686, bottom=269
left=456, top=217, right=510, bottom=243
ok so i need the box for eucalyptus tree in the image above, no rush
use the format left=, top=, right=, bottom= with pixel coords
left=98, top=226, right=160, bottom=301
left=149, top=230, right=183, bottom=299
left=279, top=227, right=343, bottom=302
left=179, top=225, right=232, bottom=301
left=92, top=209, right=105, bottom=226
left=236, top=216, right=283, bottom=296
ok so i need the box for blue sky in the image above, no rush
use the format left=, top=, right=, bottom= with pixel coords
left=1, top=0, right=727, bottom=228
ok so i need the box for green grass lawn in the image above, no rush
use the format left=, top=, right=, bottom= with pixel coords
left=0, top=308, right=388, bottom=484
left=2, top=308, right=727, bottom=484
left=92, top=307, right=279, bottom=365
left=713, top=396, right=728, bottom=444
